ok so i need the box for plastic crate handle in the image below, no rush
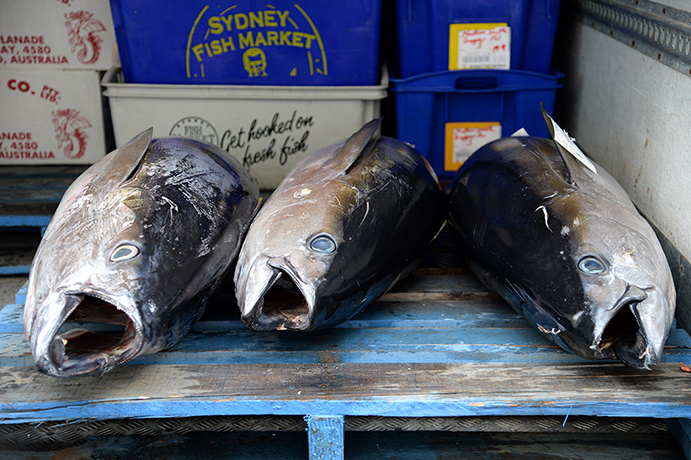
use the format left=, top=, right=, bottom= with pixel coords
left=454, top=76, right=499, bottom=90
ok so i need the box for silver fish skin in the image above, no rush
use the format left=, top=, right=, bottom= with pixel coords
left=448, top=116, right=676, bottom=370
left=234, top=119, right=446, bottom=331
left=24, top=129, right=259, bottom=377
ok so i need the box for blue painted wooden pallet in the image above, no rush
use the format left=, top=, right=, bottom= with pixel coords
left=0, top=166, right=87, bottom=275
left=2, top=264, right=691, bottom=459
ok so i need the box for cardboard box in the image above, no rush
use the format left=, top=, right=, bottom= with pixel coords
left=0, top=69, right=105, bottom=164
left=0, top=0, right=116, bottom=70
left=102, top=67, right=387, bottom=189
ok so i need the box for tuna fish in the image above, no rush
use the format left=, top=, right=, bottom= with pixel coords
left=24, top=129, right=259, bottom=377
left=448, top=110, right=676, bottom=370
left=234, top=119, right=446, bottom=331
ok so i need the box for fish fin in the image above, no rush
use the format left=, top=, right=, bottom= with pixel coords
left=329, top=118, right=382, bottom=175
left=252, top=197, right=264, bottom=218
left=511, top=128, right=530, bottom=137
left=467, top=256, right=566, bottom=332
left=488, top=270, right=568, bottom=338
left=103, top=128, right=153, bottom=186
left=540, top=105, right=597, bottom=186
left=49, top=128, right=153, bottom=219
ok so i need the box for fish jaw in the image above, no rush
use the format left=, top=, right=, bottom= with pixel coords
left=236, top=256, right=318, bottom=331
left=588, top=285, right=674, bottom=370
left=27, top=290, right=145, bottom=377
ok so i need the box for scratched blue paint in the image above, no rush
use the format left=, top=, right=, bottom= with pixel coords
left=15, top=286, right=27, bottom=305
left=2, top=293, right=691, bottom=368
left=306, top=415, right=344, bottom=460
left=0, top=215, right=52, bottom=228
left=3, top=278, right=691, bottom=445
left=0, top=303, right=24, bottom=332
left=2, top=398, right=691, bottom=425
left=0, top=265, right=31, bottom=276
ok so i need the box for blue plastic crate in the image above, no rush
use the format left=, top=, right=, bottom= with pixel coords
left=110, top=0, right=382, bottom=85
left=390, top=69, right=563, bottom=181
left=395, top=0, right=561, bottom=78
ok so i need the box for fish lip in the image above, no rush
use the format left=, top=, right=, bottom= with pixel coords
left=591, top=284, right=660, bottom=370
left=239, top=256, right=316, bottom=331
left=30, top=288, right=145, bottom=377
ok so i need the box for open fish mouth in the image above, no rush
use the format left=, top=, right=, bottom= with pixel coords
left=592, top=285, right=660, bottom=370
left=32, top=293, right=143, bottom=377
left=239, top=259, right=315, bottom=331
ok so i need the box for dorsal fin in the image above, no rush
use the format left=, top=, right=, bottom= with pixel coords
left=540, top=105, right=597, bottom=187
left=94, top=128, right=153, bottom=192
left=51, top=128, right=153, bottom=219
left=110, top=128, right=153, bottom=183
left=327, top=118, right=382, bottom=174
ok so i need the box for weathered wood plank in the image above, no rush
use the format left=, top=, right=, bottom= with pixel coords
left=3, top=246, right=691, bottom=460
left=386, top=270, right=489, bottom=294
left=3, top=328, right=690, bottom=368
left=4, top=274, right=690, bottom=368
left=0, top=230, right=42, bottom=275
left=0, top=166, right=86, bottom=216
left=0, top=296, right=525, bottom=330
left=1, top=362, right=691, bottom=423
left=4, top=289, right=691, bottom=367
left=15, top=285, right=26, bottom=305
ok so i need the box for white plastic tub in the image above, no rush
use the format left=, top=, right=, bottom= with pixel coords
left=102, top=67, right=387, bottom=189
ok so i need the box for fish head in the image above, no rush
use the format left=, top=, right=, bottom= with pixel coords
left=560, top=199, right=676, bottom=370
left=25, top=130, right=258, bottom=377
left=235, top=179, right=354, bottom=331
left=24, top=185, right=160, bottom=377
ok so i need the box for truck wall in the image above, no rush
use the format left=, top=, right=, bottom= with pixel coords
left=555, top=2, right=691, bottom=331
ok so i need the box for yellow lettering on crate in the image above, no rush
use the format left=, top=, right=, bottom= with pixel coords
left=186, top=4, right=327, bottom=79
left=207, top=16, right=224, bottom=35
left=204, top=9, right=291, bottom=34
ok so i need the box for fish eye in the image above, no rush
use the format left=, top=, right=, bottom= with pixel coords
left=578, top=255, right=606, bottom=274
left=309, top=234, right=337, bottom=254
left=110, top=244, right=140, bottom=262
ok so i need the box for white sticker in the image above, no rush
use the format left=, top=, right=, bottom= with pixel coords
left=450, top=24, right=511, bottom=70
left=548, top=116, right=597, bottom=173
left=445, top=122, right=502, bottom=170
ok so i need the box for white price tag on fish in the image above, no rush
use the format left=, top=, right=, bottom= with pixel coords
left=548, top=116, right=597, bottom=174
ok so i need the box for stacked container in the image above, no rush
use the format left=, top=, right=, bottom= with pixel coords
left=104, top=1, right=386, bottom=190
left=390, top=0, right=563, bottom=180
left=0, top=0, right=116, bottom=164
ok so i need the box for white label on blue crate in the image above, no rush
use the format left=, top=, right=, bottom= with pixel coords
left=445, top=122, right=502, bottom=171
left=449, top=23, right=510, bottom=70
